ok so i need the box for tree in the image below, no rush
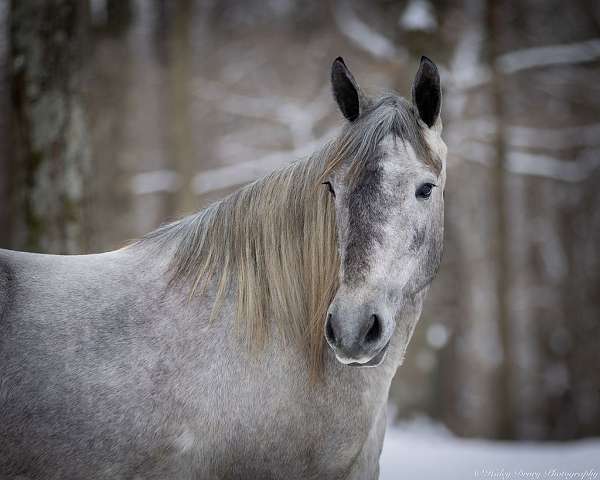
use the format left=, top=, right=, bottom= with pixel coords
left=9, top=0, right=90, bottom=253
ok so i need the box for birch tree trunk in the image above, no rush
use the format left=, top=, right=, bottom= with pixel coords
left=9, top=0, right=90, bottom=253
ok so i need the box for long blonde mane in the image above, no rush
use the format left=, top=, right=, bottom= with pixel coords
left=146, top=144, right=340, bottom=377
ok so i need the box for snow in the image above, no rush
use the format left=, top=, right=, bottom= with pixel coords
left=380, top=418, right=600, bottom=480
left=425, top=323, right=449, bottom=349
left=130, top=169, right=181, bottom=195
left=399, top=0, right=437, bottom=33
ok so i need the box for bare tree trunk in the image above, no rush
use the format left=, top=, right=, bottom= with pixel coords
left=441, top=0, right=504, bottom=438
left=163, top=0, right=196, bottom=216
left=487, top=0, right=514, bottom=440
left=106, top=0, right=133, bottom=35
left=0, top=3, right=10, bottom=248
left=9, top=0, right=90, bottom=253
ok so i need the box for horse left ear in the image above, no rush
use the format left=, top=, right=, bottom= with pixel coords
left=412, top=56, right=441, bottom=128
left=331, top=57, right=365, bottom=122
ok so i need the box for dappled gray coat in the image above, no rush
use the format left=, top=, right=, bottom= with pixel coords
left=0, top=57, right=446, bottom=480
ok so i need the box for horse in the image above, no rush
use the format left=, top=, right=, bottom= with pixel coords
left=0, top=56, right=446, bottom=480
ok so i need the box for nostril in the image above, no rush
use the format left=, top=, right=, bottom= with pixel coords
left=365, top=314, right=382, bottom=344
left=325, top=314, right=337, bottom=346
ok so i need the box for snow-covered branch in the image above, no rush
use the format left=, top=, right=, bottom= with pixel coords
left=450, top=119, right=600, bottom=150
left=192, top=155, right=286, bottom=196
left=497, top=38, right=600, bottom=74
left=442, top=38, right=600, bottom=92
left=333, top=0, right=407, bottom=62
left=508, top=123, right=600, bottom=150
left=188, top=74, right=339, bottom=195
left=191, top=129, right=337, bottom=195
left=455, top=145, right=600, bottom=183
left=193, top=79, right=331, bottom=149
left=130, top=170, right=181, bottom=195
left=506, top=148, right=600, bottom=183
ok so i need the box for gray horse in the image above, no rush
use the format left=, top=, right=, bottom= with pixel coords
left=0, top=56, right=446, bottom=480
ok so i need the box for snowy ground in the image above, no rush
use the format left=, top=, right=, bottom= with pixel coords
left=380, top=418, right=600, bottom=480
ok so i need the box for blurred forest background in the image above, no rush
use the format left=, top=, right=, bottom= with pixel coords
left=1, top=0, right=599, bottom=442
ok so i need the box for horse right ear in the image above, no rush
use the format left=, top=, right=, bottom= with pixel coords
left=412, top=56, right=441, bottom=128
left=331, top=57, right=365, bottom=122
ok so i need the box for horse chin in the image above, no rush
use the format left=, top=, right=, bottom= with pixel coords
left=345, top=340, right=390, bottom=368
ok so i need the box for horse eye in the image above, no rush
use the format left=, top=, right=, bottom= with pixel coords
left=416, top=183, right=435, bottom=199
left=321, top=181, right=336, bottom=198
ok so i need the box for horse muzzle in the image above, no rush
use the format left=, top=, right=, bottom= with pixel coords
left=324, top=302, right=394, bottom=367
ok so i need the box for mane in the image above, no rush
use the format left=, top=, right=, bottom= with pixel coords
left=141, top=94, right=434, bottom=378
left=144, top=147, right=340, bottom=378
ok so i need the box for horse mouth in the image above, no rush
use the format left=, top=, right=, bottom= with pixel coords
left=347, top=341, right=390, bottom=368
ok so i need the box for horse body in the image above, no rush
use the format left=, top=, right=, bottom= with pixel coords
left=0, top=56, right=445, bottom=479
left=0, top=246, right=419, bottom=479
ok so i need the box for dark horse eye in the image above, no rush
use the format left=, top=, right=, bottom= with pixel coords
left=416, top=183, right=435, bottom=199
left=321, top=181, right=336, bottom=198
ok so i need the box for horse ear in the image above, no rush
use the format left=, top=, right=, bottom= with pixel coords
left=412, top=56, right=441, bottom=128
left=331, top=57, right=364, bottom=122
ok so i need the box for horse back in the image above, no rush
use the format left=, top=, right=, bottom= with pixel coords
left=0, top=247, right=178, bottom=479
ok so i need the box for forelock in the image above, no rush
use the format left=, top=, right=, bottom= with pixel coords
left=324, top=94, right=441, bottom=184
